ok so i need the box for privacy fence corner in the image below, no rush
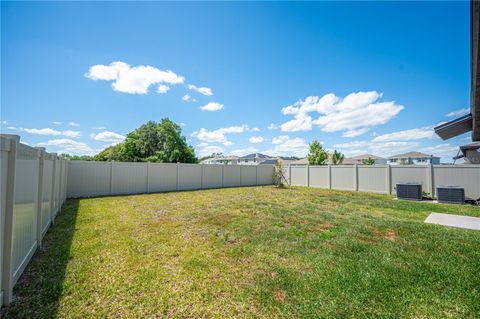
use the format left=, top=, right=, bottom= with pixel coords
left=0, top=135, right=68, bottom=306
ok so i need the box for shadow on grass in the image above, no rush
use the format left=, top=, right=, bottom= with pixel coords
left=3, top=199, right=80, bottom=318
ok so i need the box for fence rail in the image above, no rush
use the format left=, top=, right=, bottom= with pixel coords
left=285, top=164, right=480, bottom=200
left=67, top=161, right=275, bottom=198
left=0, top=135, right=67, bottom=306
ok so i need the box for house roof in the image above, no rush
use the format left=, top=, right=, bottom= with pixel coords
left=388, top=152, right=438, bottom=159
left=239, top=153, right=272, bottom=159
left=349, top=154, right=385, bottom=160
left=200, top=156, right=238, bottom=163
left=434, top=1, right=479, bottom=141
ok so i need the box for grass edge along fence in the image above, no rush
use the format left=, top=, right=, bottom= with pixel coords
left=1, top=135, right=68, bottom=306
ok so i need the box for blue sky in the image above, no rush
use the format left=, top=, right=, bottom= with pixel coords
left=1, top=1, right=472, bottom=162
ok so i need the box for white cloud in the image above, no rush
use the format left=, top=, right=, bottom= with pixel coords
left=333, top=141, right=370, bottom=149
left=199, top=102, right=224, bottom=112
left=21, top=127, right=81, bottom=138
left=334, top=139, right=420, bottom=157
left=90, top=131, right=125, bottom=143
left=420, top=144, right=459, bottom=158
left=229, top=147, right=259, bottom=156
left=85, top=61, right=184, bottom=94
left=268, top=123, right=278, bottom=130
left=251, top=127, right=261, bottom=132
left=92, top=126, right=106, bottom=130
left=249, top=136, right=264, bottom=143
left=446, top=108, right=470, bottom=117
left=1, top=120, right=7, bottom=125
left=280, top=114, right=312, bottom=132
left=157, top=85, right=170, bottom=94
left=182, top=94, right=191, bottom=101
left=372, top=127, right=436, bottom=142
left=37, top=139, right=96, bottom=155
left=67, top=122, right=79, bottom=127
left=342, top=127, right=370, bottom=138
left=280, top=91, right=403, bottom=135
left=191, top=125, right=247, bottom=145
left=265, top=135, right=309, bottom=157
left=6, top=126, right=17, bottom=130
left=52, top=121, right=62, bottom=125
left=188, top=84, right=213, bottom=96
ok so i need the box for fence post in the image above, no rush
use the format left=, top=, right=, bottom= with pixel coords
left=1, top=134, right=19, bottom=306
left=353, top=163, right=358, bottom=192
left=109, top=161, right=114, bottom=195
left=176, top=163, right=179, bottom=191
left=56, top=156, right=62, bottom=218
left=221, top=165, right=224, bottom=187
left=306, top=165, right=310, bottom=187
left=289, top=165, right=292, bottom=186
left=428, top=164, right=435, bottom=198
left=328, top=164, right=332, bottom=189
left=386, top=165, right=391, bottom=195
left=240, top=165, right=243, bottom=186
left=146, top=162, right=150, bottom=194
left=50, top=154, right=57, bottom=225
left=35, top=147, right=45, bottom=248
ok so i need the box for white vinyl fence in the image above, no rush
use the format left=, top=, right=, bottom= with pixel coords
left=0, top=135, right=68, bottom=306
left=285, top=164, right=480, bottom=200
left=2, top=133, right=479, bottom=308
left=67, top=161, right=275, bottom=198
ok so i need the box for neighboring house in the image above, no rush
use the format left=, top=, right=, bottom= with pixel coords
left=287, top=154, right=357, bottom=165
left=387, top=152, right=440, bottom=165
left=238, top=153, right=273, bottom=165
left=200, top=156, right=239, bottom=165
left=453, top=142, right=480, bottom=164
left=348, top=154, right=387, bottom=165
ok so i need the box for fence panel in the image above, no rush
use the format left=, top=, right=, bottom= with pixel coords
left=202, top=165, right=223, bottom=189
left=111, top=162, right=148, bottom=195
left=148, top=163, right=177, bottom=192
left=290, top=166, right=307, bottom=186
left=41, top=157, right=53, bottom=236
left=11, top=144, right=39, bottom=286
left=223, top=165, right=241, bottom=187
left=240, top=166, right=256, bottom=186
left=358, top=165, right=388, bottom=193
left=0, top=135, right=68, bottom=306
left=331, top=166, right=355, bottom=191
left=178, top=164, right=202, bottom=190
left=309, top=166, right=329, bottom=188
left=67, top=161, right=111, bottom=198
left=433, top=165, right=480, bottom=200
left=391, top=166, right=429, bottom=194
left=0, top=139, right=10, bottom=304
left=257, top=165, right=275, bottom=185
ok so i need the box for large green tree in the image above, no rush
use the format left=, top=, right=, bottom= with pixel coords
left=307, top=140, right=328, bottom=165
left=94, top=119, right=197, bottom=163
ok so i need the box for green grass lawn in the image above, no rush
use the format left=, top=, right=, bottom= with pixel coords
left=4, top=186, right=480, bottom=318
